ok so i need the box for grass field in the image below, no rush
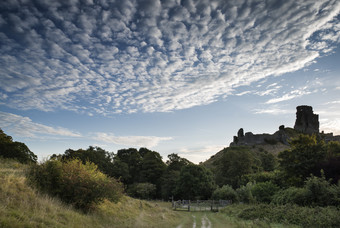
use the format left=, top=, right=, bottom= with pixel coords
left=0, top=158, right=309, bottom=228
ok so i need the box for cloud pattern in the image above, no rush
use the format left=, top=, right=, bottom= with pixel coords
left=0, top=111, right=81, bottom=138
left=0, top=111, right=171, bottom=148
left=0, top=0, right=339, bottom=114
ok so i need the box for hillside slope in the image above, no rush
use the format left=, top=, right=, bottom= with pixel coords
left=0, top=158, right=182, bottom=228
left=203, top=127, right=299, bottom=170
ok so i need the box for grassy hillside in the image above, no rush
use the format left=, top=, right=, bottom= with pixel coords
left=0, top=158, right=184, bottom=228
left=203, top=127, right=298, bottom=169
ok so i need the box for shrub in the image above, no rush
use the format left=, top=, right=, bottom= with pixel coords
left=28, top=159, right=123, bottom=212
left=304, top=174, right=339, bottom=206
left=231, top=203, right=340, bottom=227
left=236, top=182, right=255, bottom=204
left=272, top=187, right=310, bottom=206
left=251, top=181, right=280, bottom=203
left=212, top=185, right=238, bottom=202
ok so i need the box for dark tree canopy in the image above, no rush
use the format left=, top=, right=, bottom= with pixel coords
left=54, top=146, right=115, bottom=177
left=176, top=164, right=215, bottom=200
left=0, top=128, right=37, bottom=163
left=278, top=134, right=326, bottom=186
left=214, top=147, right=260, bottom=188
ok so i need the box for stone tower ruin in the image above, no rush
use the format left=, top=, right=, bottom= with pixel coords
left=294, top=105, right=319, bottom=134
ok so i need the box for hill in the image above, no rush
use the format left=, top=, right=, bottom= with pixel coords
left=203, top=105, right=340, bottom=170
left=203, top=127, right=297, bottom=170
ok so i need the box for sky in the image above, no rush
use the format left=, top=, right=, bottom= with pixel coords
left=1, top=0, right=340, bottom=164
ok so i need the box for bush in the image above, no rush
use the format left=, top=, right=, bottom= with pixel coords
left=251, top=181, right=280, bottom=203
left=28, top=159, right=123, bottom=212
left=229, top=203, right=340, bottom=228
left=272, top=187, right=310, bottom=206
left=304, top=174, right=339, bottom=206
left=212, top=185, right=238, bottom=202
left=236, top=182, right=255, bottom=204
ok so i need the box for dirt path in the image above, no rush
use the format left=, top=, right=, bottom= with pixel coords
left=176, top=213, right=213, bottom=228
left=201, top=214, right=212, bottom=228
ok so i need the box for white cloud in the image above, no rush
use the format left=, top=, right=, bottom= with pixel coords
left=93, top=132, right=172, bottom=148
left=254, top=108, right=292, bottom=115
left=265, top=88, right=312, bottom=104
left=0, top=111, right=81, bottom=138
left=320, top=118, right=340, bottom=135
left=0, top=0, right=339, bottom=114
left=178, top=145, right=225, bottom=164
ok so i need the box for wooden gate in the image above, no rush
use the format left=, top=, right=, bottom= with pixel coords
left=172, top=200, right=231, bottom=212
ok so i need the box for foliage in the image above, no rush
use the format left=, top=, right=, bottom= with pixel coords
left=139, top=150, right=166, bottom=198
left=240, top=171, right=277, bottom=186
left=52, top=146, right=115, bottom=177
left=236, top=183, right=255, bottom=204
left=127, top=182, right=156, bottom=199
left=115, top=148, right=142, bottom=185
left=214, top=147, right=260, bottom=188
left=166, top=153, right=192, bottom=171
left=0, top=128, right=37, bottom=164
left=222, top=203, right=340, bottom=228
left=272, top=187, right=310, bottom=206
left=278, top=134, right=326, bottom=186
left=161, top=170, right=180, bottom=200
left=318, top=141, right=340, bottom=183
left=272, top=173, right=340, bottom=207
left=176, top=164, right=215, bottom=200
left=257, top=150, right=277, bottom=171
left=28, top=159, right=123, bottom=212
left=160, top=153, right=192, bottom=200
left=251, top=181, right=280, bottom=203
left=303, top=173, right=340, bottom=207
left=212, top=185, right=238, bottom=202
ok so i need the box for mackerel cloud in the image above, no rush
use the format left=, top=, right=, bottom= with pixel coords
left=0, top=0, right=339, bottom=114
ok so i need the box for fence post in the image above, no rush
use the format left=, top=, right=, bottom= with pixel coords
left=188, top=200, right=190, bottom=211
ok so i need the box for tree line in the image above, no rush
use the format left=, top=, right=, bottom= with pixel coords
left=1, top=128, right=340, bottom=208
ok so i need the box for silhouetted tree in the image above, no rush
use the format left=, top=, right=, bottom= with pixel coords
left=0, top=128, right=37, bottom=163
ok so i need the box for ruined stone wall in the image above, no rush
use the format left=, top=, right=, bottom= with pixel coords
left=294, top=105, right=319, bottom=134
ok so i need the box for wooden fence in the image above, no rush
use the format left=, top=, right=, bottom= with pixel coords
left=172, top=200, right=232, bottom=212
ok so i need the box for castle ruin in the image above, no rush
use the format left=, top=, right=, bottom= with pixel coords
left=294, top=105, right=319, bottom=134
left=230, top=105, right=322, bottom=147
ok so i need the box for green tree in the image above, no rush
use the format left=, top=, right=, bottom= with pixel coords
left=176, top=164, right=215, bottom=200
left=161, top=154, right=192, bottom=200
left=139, top=150, right=166, bottom=198
left=127, top=182, right=156, bottom=199
left=0, top=129, right=37, bottom=163
left=116, top=148, right=142, bottom=184
left=215, top=147, right=260, bottom=188
left=278, top=134, right=326, bottom=186
left=166, top=153, right=192, bottom=171
left=58, top=146, right=115, bottom=177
